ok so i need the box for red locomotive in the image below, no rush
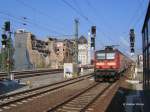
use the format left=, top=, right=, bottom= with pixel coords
left=94, top=46, right=132, bottom=81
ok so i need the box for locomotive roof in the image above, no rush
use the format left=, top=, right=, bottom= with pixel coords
left=96, top=48, right=132, bottom=61
left=96, top=49, right=127, bottom=57
left=96, top=49, right=116, bottom=53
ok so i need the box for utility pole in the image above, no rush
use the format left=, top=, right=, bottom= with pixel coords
left=7, top=29, right=12, bottom=79
left=63, top=19, right=79, bottom=79
left=88, top=31, right=91, bottom=64
left=73, top=19, right=79, bottom=64
left=1, top=33, right=7, bottom=72
left=90, top=26, right=96, bottom=65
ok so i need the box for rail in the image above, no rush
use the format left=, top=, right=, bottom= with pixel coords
left=46, top=81, right=117, bottom=112
left=0, top=73, right=93, bottom=108
left=0, top=69, right=63, bottom=79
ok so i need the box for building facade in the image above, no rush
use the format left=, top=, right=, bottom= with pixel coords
left=14, top=30, right=73, bottom=70
left=142, top=1, right=150, bottom=89
left=14, top=30, right=33, bottom=70
left=78, top=36, right=88, bottom=65
left=52, top=39, right=73, bottom=68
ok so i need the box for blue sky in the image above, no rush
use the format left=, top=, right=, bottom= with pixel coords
left=0, top=0, right=149, bottom=55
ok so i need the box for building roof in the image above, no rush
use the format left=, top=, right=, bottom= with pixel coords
left=78, top=35, right=87, bottom=44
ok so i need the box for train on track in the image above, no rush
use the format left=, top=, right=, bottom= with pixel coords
left=94, top=46, right=133, bottom=82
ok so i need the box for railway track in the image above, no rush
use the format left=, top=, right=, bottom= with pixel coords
left=0, top=69, right=63, bottom=79
left=46, top=81, right=118, bottom=112
left=0, top=73, right=93, bottom=110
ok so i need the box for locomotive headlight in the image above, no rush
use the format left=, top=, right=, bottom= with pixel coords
left=107, top=62, right=116, bottom=66
left=96, top=62, right=105, bottom=65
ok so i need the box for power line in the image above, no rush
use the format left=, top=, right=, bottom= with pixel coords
left=127, top=0, right=145, bottom=29
left=72, top=0, right=103, bottom=45
left=62, top=0, right=104, bottom=49
left=85, top=0, right=116, bottom=42
left=71, top=0, right=114, bottom=44
left=0, top=11, right=65, bottom=35
left=121, top=1, right=148, bottom=53
left=84, top=1, right=115, bottom=45
left=62, top=0, right=89, bottom=22
left=72, top=0, right=84, bottom=18
left=48, top=34, right=74, bottom=38
left=15, top=0, right=67, bottom=32
left=69, top=0, right=106, bottom=44
left=63, top=0, right=114, bottom=48
left=114, top=1, right=148, bottom=54
left=134, top=1, right=149, bottom=28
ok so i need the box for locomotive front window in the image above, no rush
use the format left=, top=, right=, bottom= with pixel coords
left=96, top=53, right=105, bottom=59
left=106, top=53, right=115, bottom=59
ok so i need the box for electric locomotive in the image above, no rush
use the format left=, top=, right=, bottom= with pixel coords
left=94, top=46, right=131, bottom=81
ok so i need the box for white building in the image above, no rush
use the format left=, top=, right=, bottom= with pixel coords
left=78, top=36, right=88, bottom=65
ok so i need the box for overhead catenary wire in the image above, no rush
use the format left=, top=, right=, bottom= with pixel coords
left=72, top=0, right=84, bottom=18
left=62, top=0, right=112, bottom=48
left=15, top=0, right=109, bottom=49
left=132, top=2, right=148, bottom=29
left=0, top=11, right=67, bottom=36
left=85, top=0, right=115, bottom=43
left=126, top=0, right=145, bottom=30
left=70, top=0, right=114, bottom=48
left=62, top=0, right=89, bottom=22
left=121, top=0, right=148, bottom=55
left=15, top=0, right=68, bottom=32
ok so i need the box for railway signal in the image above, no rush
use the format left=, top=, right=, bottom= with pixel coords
left=130, top=42, right=134, bottom=48
left=91, top=37, right=95, bottom=48
left=1, top=21, right=14, bottom=79
left=130, top=48, right=135, bottom=53
left=91, top=26, right=96, bottom=49
left=130, top=29, right=135, bottom=42
left=91, top=26, right=96, bottom=36
left=129, top=29, right=135, bottom=53
left=1, top=34, right=7, bottom=48
left=4, top=21, right=10, bottom=31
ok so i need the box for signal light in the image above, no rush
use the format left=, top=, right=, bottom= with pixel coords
left=1, top=40, right=6, bottom=46
left=130, top=37, right=135, bottom=42
left=91, top=26, right=96, bottom=36
left=91, top=26, right=96, bottom=49
left=4, top=21, right=10, bottom=31
left=91, top=37, right=95, bottom=48
left=129, top=29, right=135, bottom=53
left=130, top=30, right=135, bottom=42
left=130, top=42, right=134, bottom=47
left=131, top=48, right=134, bottom=53
left=2, top=34, right=7, bottom=40
left=1, top=34, right=7, bottom=48
left=130, top=29, right=134, bottom=35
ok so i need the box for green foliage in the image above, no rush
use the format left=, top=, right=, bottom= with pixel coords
left=0, top=38, right=14, bottom=72
left=0, top=51, right=7, bottom=72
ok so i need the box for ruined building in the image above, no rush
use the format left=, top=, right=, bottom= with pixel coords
left=14, top=29, right=73, bottom=70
